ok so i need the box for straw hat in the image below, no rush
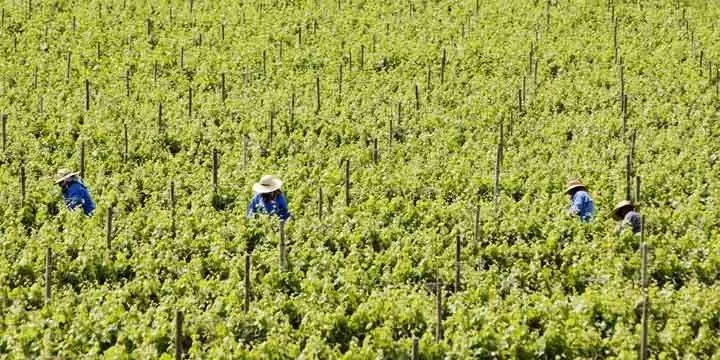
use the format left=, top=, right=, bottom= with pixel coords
left=564, top=180, right=587, bottom=194
left=253, top=175, right=283, bottom=194
left=54, top=168, right=79, bottom=184
left=612, top=200, right=634, bottom=220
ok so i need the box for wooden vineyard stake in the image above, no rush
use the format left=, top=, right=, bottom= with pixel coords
left=454, top=235, right=461, bottom=292
left=211, top=148, right=219, bottom=192
left=296, top=26, right=302, bottom=48
left=411, top=337, right=419, bottom=360
left=66, top=52, right=71, bottom=81
left=635, top=176, right=641, bottom=206
left=220, top=73, right=226, bottom=102
left=360, top=44, right=365, bottom=70
left=474, top=204, right=481, bottom=246
left=221, top=23, right=225, bottom=42
left=621, top=94, right=628, bottom=133
left=529, top=42, right=534, bottom=74
left=146, top=18, right=152, bottom=37
left=522, top=76, right=527, bottom=107
left=426, top=66, right=432, bottom=93
left=315, top=76, right=321, bottom=114
left=79, top=141, right=85, bottom=179
left=85, top=79, right=90, bottom=112
left=388, top=116, right=393, bottom=145
left=180, top=47, right=184, bottom=69
left=396, top=102, right=402, bottom=126
left=289, top=92, right=296, bottom=134
left=38, top=96, right=44, bottom=114
left=440, top=48, right=446, bottom=85
left=244, top=253, right=251, bottom=313
left=415, top=84, right=420, bottom=111
left=618, top=62, right=624, bottom=113
left=639, top=216, right=649, bottom=360
left=188, top=86, right=192, bottom=119
left=106, top=207, right=113, bottom=249
left=545, top=0, right=551, bottom=27
left=262, top=50, right=267, bottom=77
left=123, top=124, right=129, bottom=163
left=517, top=88, right=523, bottom=113
left=533, top=59, right=538, bottom=85
left=338, top=63, right=343, bottom=100
left=44, top=247, right=52, bottom=305
left=157, top=103, right=163, bottom=134
left=630, top=129, right=637, bottom=171
left=613, top=18, right=619, bottom=64
left=493, top=116, right=504, bottom=212
left=279, top=220, right=287, bottom=272
left=318, top=187, right=323, bottom=219
left=435, top=280, right=443, bottom=342
left=125, top=69, right=131, bottom=97
left=20, top=163, right=26, bottom=205
left=625, top=154, right=631, bottom=201
left=188, top=0, right=193, bottom=13
left=1, top=113, right=6, bottom=153
left=699, top=50, right=704, bottom=75
left=96, top=42, right=101, bottom=58
left=170, top=181, right=177, bottom=239
left=372, top=138, right=379, bottom=164
left=344, top=159, right=351, bottom=207
left=175, top=310, right=184, bottom=360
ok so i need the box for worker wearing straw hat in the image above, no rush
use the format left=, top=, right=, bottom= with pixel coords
left=612, top=200, right=641, bottom=235
left=564, top=179, right=594, bottom=222
left=55, top=168, right=96, bottom=216
left=246, top=175, right=290, bottom=221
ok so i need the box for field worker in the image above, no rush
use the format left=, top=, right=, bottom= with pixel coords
left=246, top=175, right=290, bottom=221
left=612, top=200, right=641, bottom=235
left=564, top=179, right=594, bottom=222
left=55, top=168, right=96, bottom=216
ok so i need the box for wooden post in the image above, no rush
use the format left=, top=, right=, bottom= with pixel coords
left=493, top=117, right=503, bottom=210
left=175, top=310, right=183, bottom=360
left=533, top=59, right=538, bottom=85
left=360, top=44, right=365, bottom=70
left=44, top=247, right=52, bottom=305
left=396, top=102, right=402, bottom=126
left=279, top=220, right=287, bottom=272
left=529, top=43, right=534, bottom=74
left=625, top=154, right=631, bottom=201
left=158, top=102, right=163, bottom=133
left=517, top=88, right=523, bottom=113
left=188, top=87, right=193, bottom=118
left=84, top=79, right=90, bottom=112
left=220, top=73, right=226, bottom=102
left=123, top=123, right=129, bottom=163
left=435, top=280, right=443, bottom=342
left=170, top=181, right=177, bottom=239
left=180, top=47, right=184, bottom=69
left=262, top=50, right=267, bottom=77
left=622, top=95, right=628, bottom=134
left=20, top=163, right=26, bottom=205
left=388, top=116, right=393, bottom=145
left=212, top=148, right=218, bottom=192
left=454, top=235, right=461, bottom=292
left=372, top=138, right=379, bottom=164
left=1, top=113, right=6, bottom=153
left=344, top=159, right=350, bottom=207
left=96, top=42, right=101, bottom=58
left=66, top=52, right=71, bottom=81
left=635, top=176, right=641, bottom=206
left=426, top=65, right=432, bottom=92
left=338, top=63, right=343, bottom=99
left=79, top=141, right=85, bottom=179
left=415, top=84, right=420, bottom=111
left=613, top=18, right=618, bottom=64
left=315, top=76, right=321, bottom=114
left=440, top=48, right=446, bottom=85
left=318, top=188, right=323, bottom=219
left=411, top=337, right=419, bottom=360
left=630, top=129, right=637, bottom=172
left=125, top=69, right=131, bottom=97
left=244, top=253, right=251, bottom=313
left=474, top=204, right=480, bottom=245
left=106, top=207, right=113, bottom=249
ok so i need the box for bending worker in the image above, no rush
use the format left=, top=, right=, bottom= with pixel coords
left=612, top=200, right=641, bottom=235
left=565, top=179, right=594, bottom=222
left=247, top=175, right=290, bottom=221
left=55, top=168, right=96, bottom=216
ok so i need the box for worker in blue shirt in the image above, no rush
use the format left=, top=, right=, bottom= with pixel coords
left=55, top=168, right=96, bottom=216
left=247, top=175, right=290, bottom=221
left=564, top=180, right=594, bottom=222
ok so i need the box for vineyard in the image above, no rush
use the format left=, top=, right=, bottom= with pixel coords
left=1, top=0, right=720, bottom=358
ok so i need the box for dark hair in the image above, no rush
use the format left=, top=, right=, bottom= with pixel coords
left=261, top=190, right=282, bottom=201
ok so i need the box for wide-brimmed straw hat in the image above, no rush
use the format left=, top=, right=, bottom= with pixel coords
left=54, top=168, right=79, bottom=184
left=612, top=200, right=634, bottom=220
left=564, top=180, right=587, bottom=194
left=253, top=175, right=283, bottom=194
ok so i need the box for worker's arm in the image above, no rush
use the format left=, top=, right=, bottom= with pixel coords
left=568, top=193, right=582, bottom=216
left=246, top=194, right=259, bottom=218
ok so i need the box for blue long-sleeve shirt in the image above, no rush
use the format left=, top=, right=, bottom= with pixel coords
left=63, top=181, right=96, bottom=216
left=246, top=192, right=290, bottom=221
left=570, top=190, right=594, bottom=222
